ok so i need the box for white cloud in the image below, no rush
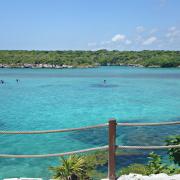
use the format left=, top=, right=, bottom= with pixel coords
left=149, top=28, right=158, bottom=34
left=142, top=36, right=157, bottom=45
left=136, top=26, right=145, bottom=33
left=167, top=27, right=180, bottom=36
left=166, top=27, right=180, bottom=42
left=88, top=26, right=180, bottom=50
left=112, top=34, right=126, bottom=42
left=169, top=26, right=176, bottom=31
left=100, top=40, right=111, bottom=45
left=125, top=39, right=132, bottom=45
left=88, top=42, right=97, bottom=46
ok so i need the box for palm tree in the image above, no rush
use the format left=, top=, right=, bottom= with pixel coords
left=49, top=155, right=91, bottom=180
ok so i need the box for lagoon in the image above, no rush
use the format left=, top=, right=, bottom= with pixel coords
left=0, top=66, right=180, bottom=179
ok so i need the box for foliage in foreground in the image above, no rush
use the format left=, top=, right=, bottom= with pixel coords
left=49, top=155, right=93, bottom=180
left=49, top=135, right=180, bottom=179
left=49, top=151, right=108, bottom=180
left=119, top=135, right=180, bottom=176
left=166, top=135, right=180, bottom=166
left=118, top=163, right=150, bottom=176
left=118, top=152, right=180, bottom=176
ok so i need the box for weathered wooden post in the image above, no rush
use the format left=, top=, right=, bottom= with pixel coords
left=108, top=118, right=117, bottom=180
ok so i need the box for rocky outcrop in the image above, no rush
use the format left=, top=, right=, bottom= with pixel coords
left=0, top=64, right=96, bottom=69
left=148, top=65, right=161, bottom=68
left=117, top=173, right=180, bottom=180
left=4, top=178, right=42, bottom=180
left=3, top=173, right=180, bottom=180
left=118, top=63, right=144, bottom=67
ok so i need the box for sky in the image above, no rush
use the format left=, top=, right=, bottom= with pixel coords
left=0, top=0, right=180, bottom=51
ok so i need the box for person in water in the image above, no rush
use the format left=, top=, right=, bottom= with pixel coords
left=104, top=80, right=106, bottom=84
left=0, top=80, right=4, bottom=84
left=16, top=79, right=20, bottom=83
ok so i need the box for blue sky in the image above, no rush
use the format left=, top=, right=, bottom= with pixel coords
left=0, top=0, right=180, bottom=50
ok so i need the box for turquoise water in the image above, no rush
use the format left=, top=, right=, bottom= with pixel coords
left=0, top=66, right=180, bottom=179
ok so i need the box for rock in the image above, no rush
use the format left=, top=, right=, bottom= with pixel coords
left=4, top=178, right=42, bottom=180
left=55, top=65, right=63, bottom=69
left=117, top=173, right=180, bottom=180
left=148, top=65, right=161, bottom=68
left=23, top=64, right=33, bottom=68
left=42, top=64, right=53, bottom=68
left=62, top=64, right=73, bottom=68
left=20, top=178, right=42, bottom=180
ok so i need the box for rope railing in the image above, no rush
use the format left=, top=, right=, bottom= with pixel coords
left=117, top=144, right=180, bottom=150
left=0, top=119, right=180, bottom=180
left=0, top=146, right=108, bottom=158
left=0, top=121, right=180, bottom=134
left=117, top=121, right=180, bottom=126
left=0, top=123, right=108, bottom=134
left=0, top=145, right=179, bottom=158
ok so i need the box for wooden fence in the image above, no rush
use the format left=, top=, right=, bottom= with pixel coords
left=0, top=119, right=180, bottom=180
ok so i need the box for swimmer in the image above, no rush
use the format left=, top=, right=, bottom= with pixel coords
left=16, top=79, right=20, bottom=83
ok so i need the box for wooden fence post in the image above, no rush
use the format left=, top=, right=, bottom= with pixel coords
left=108, top=118, right=117, bottom=180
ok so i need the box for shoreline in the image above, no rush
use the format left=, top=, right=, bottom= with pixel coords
left=0, top=63, right=97, bottom=69
left=0, top=63, right=180, bottom=69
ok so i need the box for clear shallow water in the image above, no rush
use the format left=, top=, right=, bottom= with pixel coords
left=0, top=66, right=180, bottom=179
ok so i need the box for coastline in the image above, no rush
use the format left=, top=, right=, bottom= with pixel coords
left=0, top=63, right=97, bottom=69
left=0, top=63, right=180, bottom=69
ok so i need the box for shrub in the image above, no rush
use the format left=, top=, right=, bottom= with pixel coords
left=147, top=152, right=178, bottom=175
left=117, top=152, right=180, bottom=176
left=166, top=135, right=180, bottom=166
left=49, top=155, right=93, bottom=180
left=118, top=164, right=150, bottom=176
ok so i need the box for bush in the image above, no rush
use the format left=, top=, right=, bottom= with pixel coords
left=166, top=135, right=180, bottom=166
left=49, top=155, right=93, bottom=180
left=117, top=152, right=180, bottom=176
left=147, top=152, right=178, bottom=175
left=49, top=151, right=108, bottom=180
left=118, top=164, right=149, bottom=176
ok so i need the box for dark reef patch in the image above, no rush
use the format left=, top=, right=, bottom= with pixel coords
left=119, top=122, right=180, bottom=147
left=69, top=127, right=121, bottom=146
left=96, top=152, right=149, bottom=174
left=90, top=83, right=119, bottom=88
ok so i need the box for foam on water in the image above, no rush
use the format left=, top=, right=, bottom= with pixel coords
left=0, top=66, right=180, bottom=179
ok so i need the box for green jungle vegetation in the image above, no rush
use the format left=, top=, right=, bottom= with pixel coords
left=0, top=50, right=180, bottom=68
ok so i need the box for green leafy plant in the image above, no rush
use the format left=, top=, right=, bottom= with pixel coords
left=166, top=135, right=180, bottom=165
left=49, top=155, right=93, bottom=180
left=49, top=151, right=109, bottom=180
left=117, top=152, right=180, bottom=176
left=147, top=152, right=177, bottom=175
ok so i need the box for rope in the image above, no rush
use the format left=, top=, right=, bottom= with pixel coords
left=117, top=121, right=180, bottom=126
left=0, top=146, right=108, bottom=158
left=0, top=123, right=108, bottom=135
left=117, top=144, right=180, bottom=150
left=0, top=144, right=179, bottom=158
left=0, top=121, right=179, bottom=158
left=0, top=121, right=179, bottom=135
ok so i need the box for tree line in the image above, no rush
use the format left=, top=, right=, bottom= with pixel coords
left=0, top=50, right=180, bottom=68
